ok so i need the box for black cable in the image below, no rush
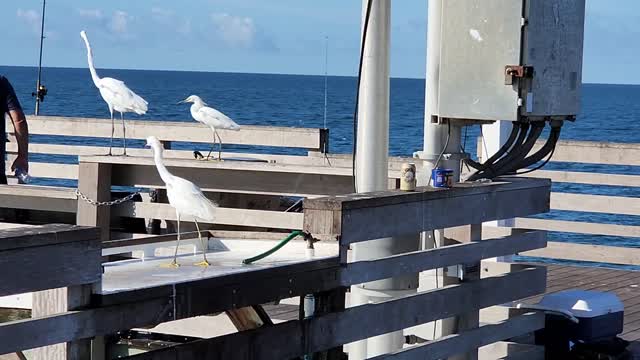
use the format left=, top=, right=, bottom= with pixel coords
left=352, top=0, right=375, bottom=193
left=467, top=122, right=530, bottom=181
left=515, top=124, right=562, bottom=170
left=465, top=123, right=519, bottom=170
left=515, top=145, right=556, bottom=175
left=490, top=122, right=545, bottom=177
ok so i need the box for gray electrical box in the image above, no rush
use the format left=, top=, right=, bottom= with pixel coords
left=437, top=0, right=586, bottom=122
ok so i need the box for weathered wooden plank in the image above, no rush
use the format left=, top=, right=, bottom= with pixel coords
left=0, top=297, right=172, bottom=356
left=368, top=313, right=544, bottom=360
left=19, top=116, right=327, bottom=150
left=120, top=267, right=545, bottom=360
left=514, top=218, right=640, bottom=238
left=523, top=241, right=640, bottom=266
left=114, top=202, right=303, bottom=230
left=0, top=186, right=77, bottom=213
left=0, top=240, right=101, bottom=297
left=4, top=161, right=77, bottom=180
left=521, top=170, right=640, bottom=187
left=0, top=225, right=98, bottom=251
left=76, top=162, right=112, bottom=241
left=478, top=138, right=640, bottom=166
left=304, top=178, right=550, bottom=244
left=551, top=192, right=640, bottom=216
left=342, top=231, right=546, bottom=285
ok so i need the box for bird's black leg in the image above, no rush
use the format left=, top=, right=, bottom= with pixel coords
left=215, top=130, right=224, bottom=161
left=205, top=128, right=216, bottom=160
left=121, top=112, right=127, bottom=156
left=109, top=110, right=114, bottom=156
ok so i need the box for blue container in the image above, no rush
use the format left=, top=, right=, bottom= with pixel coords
left=431, top=168, right=454, bottom=188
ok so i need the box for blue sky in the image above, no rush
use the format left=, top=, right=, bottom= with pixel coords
left=1, top=1, right=638, bottom=84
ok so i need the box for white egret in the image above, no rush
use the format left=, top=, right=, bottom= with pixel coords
left=80, top=30, right=148, bottom=156
left=179, top=95, right=240, bottom=161
left=146, top=136, right=217, bottom=268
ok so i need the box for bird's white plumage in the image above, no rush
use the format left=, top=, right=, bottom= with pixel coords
left=80, top=31, right=148, bottom=116
left=146, top=136, right=217, bottom=221
left=183, top=95, right=240, bottom=131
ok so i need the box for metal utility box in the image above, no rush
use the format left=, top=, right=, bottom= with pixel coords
left=437, top=0, right=586, bottom=122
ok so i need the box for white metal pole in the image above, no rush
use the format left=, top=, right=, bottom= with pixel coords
left=482, top=120, right=515, bottom=262
left=413, top=0, right=461, bottom=340
left=349, top=1, right=419, bottom=358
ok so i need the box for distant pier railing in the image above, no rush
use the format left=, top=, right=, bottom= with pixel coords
left=478, top=138, right=640, bottom=267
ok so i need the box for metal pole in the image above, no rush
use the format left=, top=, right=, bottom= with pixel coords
left=414, top=0, right=465, bottom=340
left=34, top=0, right=46, bottom=116
left=323, top=36, right=329, bottom=130
left=349, top=1, right=419, bottom=358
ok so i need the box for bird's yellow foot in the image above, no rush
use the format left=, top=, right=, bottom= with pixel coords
left=160, top=261, right=180, bottom=269
left=194, top=260, right=211, bottom=267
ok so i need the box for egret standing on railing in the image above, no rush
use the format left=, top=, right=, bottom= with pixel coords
left=146, top=136, right=217, bottom=268
left=80, top=30, right=148, bottom=156
left=179, top=95, right=240, bottom=161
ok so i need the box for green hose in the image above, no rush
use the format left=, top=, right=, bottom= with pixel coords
left=242, top=230, right=304, bottom=265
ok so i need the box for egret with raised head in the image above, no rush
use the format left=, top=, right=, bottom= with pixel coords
left=80, top=30, right=148, bottom=155
left=146, top=136, right=217, bottom=268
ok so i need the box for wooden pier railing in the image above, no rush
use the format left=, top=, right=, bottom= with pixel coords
left=0, top=178, right=551, bottom=360
left=478, top=138, right=640, bottom=267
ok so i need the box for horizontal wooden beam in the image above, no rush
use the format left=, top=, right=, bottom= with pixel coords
left=114, top=202, right=303, bottom=230
left=478, top=138, right=640, bottom=166
left=0, top=185, right=77, bottom=213
left=521, top=170, right=640, bottom=187
left=551, top=192, right=640, bottom=216
left=342, top=231, right=546, bottom=285
left=369, top=312, right=545, bottom=360
left=522, top=241, right=640, bottom=266
left=0, top=225, right=101, bottom=297
left=0, top=224, right=98, bottom=251
left=304, top=178, right=550, bottom=244
left=19, top=116, right=326, bottom=150
left=120, top=267, right=545, bottom=360
left=0, top=297, right=171, bottom=356
left=514, top=218, right=640, bottom=238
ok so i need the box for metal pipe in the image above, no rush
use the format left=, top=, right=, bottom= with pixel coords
left=350, top=1, right=419, bottom=358
left=34, top=0, right=46, bottom=116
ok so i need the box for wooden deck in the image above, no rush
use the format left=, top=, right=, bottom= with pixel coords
left=264, top=264, right=640, bottom=342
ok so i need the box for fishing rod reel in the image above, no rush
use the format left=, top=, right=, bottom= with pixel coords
left=32, top=84, right=48, bottom=102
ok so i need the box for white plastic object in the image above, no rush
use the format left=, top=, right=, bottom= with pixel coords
left=536, top=289, right=624, bottom=318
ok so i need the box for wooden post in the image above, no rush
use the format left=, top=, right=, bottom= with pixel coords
left=31, top=285, right=95, bottom=360
left=452, top=224, right=482, bottom=360
left=226, top=306, right=272, bottom=331
left=313, top=288, right=347, bottom=360
left=76, top=162, right=112, bottom=241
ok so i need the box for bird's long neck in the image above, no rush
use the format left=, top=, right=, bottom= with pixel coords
left=151, top=145, right=174, bottom=184
left=190, top=100, right=205, bottom=113
left=82, top=37, right=102, bottom=87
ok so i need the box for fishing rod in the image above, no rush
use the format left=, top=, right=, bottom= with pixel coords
left=33, top=0, right=48, bottom=115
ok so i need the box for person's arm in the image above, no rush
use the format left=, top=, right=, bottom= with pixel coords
left=2, top=77, right=28, bottom=172
left=8, top=109, right=28, bottom=172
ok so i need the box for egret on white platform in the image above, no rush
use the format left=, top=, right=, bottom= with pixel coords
left=80, top=30, right=148, bottom=156
left=146, top=136, right=217, bottom=268
left=179, top=95, right=240, bottom=161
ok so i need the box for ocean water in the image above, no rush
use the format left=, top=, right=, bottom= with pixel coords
left=0, top=66, right=638, bottom=254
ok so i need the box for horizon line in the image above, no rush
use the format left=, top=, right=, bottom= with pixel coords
left=0, top=64, right=636, bottom=86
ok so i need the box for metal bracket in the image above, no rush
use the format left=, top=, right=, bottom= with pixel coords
left=505, top=65, right=534, bottom=85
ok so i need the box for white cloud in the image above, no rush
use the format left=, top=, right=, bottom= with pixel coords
left=78, top=8, right=103, bottom=20
left=17, top=8, right=40, bottom=33
left=211, top=13, right=256, bottom=48
left=151, top=7, right=173, bottom=20
left=109, top=10, right=131, bottom=34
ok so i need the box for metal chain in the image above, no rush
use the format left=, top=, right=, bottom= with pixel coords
left=75, top=189, right=140, bottom=207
